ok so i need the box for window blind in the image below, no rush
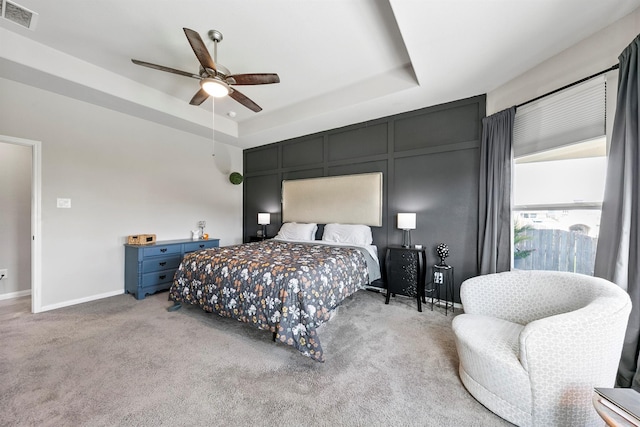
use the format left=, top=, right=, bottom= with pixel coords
left=513, top=75, right=606, bottom=158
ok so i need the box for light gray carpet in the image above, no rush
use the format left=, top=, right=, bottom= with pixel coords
left=0, top=290, right=513, bottom=426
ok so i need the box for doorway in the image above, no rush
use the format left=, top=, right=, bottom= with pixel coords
left=0, top=135, right=42, bottom=313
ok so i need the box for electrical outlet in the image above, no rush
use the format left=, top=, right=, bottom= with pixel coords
left=0, top=269, right=7, bottom=280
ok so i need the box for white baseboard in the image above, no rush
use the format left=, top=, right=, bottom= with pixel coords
left=39, top=289, right=124, bottom=312
left=0, top=289, right=31, bottom=301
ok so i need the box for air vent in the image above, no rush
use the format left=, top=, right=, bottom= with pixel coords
left=1, top=0, right=38, bottom=30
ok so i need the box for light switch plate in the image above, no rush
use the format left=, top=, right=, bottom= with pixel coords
left=56, top=198, right=71, bottom=208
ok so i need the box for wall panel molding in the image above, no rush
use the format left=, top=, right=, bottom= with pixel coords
left=243, top=94, right=486, bottom=298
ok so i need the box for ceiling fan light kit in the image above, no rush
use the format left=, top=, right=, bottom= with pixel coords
left=131, top=28, right=279, bottom=112
left=201, top=78, right=230, bottom=97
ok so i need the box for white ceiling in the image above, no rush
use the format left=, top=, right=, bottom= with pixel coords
left=1, top=0, right=639, bottom=149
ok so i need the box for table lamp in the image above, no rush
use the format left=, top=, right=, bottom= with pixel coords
left=397, top=213, right=416, bottom=248
left=258, top=212, right=270, bottom=237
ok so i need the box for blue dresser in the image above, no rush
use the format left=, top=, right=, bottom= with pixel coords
left=124, top=238, right=219, bottom=300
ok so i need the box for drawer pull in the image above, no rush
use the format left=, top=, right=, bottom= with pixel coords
left=199, top=244, right=205, bottom=248
left=160, top=248, right=167, bottom=253
left=159, top=261, right=167, bottom=266
left=159, top=274, right=166, bottom=280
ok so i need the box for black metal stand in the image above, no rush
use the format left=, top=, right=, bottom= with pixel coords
left=429, top=264, right=454, bottom=315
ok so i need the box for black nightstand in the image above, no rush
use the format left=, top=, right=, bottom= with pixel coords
left=384, top=245, right=427, bottom=312
left=248, top=235, right=270, bottom=242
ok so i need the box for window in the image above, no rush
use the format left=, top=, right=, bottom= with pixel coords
left=512, top=75, right=608, bottom=275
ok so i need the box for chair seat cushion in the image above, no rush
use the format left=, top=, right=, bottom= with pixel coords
left=452, top=314, right=532, bottom=418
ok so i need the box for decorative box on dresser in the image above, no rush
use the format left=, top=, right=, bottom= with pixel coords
left=124, top=238, right=219, bottom=300
left=384, top=245, right=427, bottom=312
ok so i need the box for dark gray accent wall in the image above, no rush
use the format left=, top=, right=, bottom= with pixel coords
left=243, top=95, right=486, bottom=302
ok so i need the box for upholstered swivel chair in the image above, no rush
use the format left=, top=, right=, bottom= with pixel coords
left=452, top=270, right=631, bottom=427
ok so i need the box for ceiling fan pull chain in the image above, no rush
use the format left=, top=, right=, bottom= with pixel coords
left=212, top=103, right=216, bottom=157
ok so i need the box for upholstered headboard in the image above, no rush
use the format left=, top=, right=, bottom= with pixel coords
left=282, top=172, right=383, bottom=226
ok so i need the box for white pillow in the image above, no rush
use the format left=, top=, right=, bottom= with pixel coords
left=322, top=223, right=373, bottom=246
left=274, top=222, right=318, bottom=241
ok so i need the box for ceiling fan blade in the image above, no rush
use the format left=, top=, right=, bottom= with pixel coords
left=229, top=88, right=262, bottom=112
left=131, top=59, right=200, bottom=79
left=183, top=28, right=216, bottom=74
left=189, top=88, right=210, bottom=106
left=228, top=73, right=280, bottom=85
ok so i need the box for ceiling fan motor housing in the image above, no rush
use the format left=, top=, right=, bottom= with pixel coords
left=200, top=64, right=231, bottom=79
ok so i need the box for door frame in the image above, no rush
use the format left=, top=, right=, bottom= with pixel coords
left=0, top=135, right=42, bottom=313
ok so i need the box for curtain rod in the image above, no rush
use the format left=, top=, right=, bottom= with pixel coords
left=516, top=63, right=620, bottom=108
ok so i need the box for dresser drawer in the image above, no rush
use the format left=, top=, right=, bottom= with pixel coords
left=142, top=269, right=177, bottom=287
left=389, top=250, right=417, bottom=265
left=142, top=255, right=182, bottom=273
left=183, top=240, right=219, bottom=253
left=389, top=265, right=416, bottom=284
left=143, top=244, right=181, bottom=258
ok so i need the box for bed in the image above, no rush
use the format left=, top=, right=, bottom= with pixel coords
left=168, top=173, right=383, bottom=362
left=169, top=237, right=380, bottom=361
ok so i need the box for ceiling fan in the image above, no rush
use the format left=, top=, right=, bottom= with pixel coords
left=131, top=28, right=280, bottom=112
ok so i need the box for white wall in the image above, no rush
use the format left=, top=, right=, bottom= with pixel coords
left=487, top=7, right=640, bottom=115
left=0, top=142, right=31, bottom=296
left=0, top=77, right=243, bottom=310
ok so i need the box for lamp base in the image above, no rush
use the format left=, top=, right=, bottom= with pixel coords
left=401, top=230, right=411, bottom=248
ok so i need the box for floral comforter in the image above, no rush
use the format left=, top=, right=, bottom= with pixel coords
left=168, top=240, right=373, bottom=362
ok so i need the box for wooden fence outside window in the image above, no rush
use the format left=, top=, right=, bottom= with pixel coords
left=514, top=228, right=597, bottom=275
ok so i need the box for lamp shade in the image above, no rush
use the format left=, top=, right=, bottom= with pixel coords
left=258, top=213, right=271, bottom=225
left=397, top=213, right=416, bottom=230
